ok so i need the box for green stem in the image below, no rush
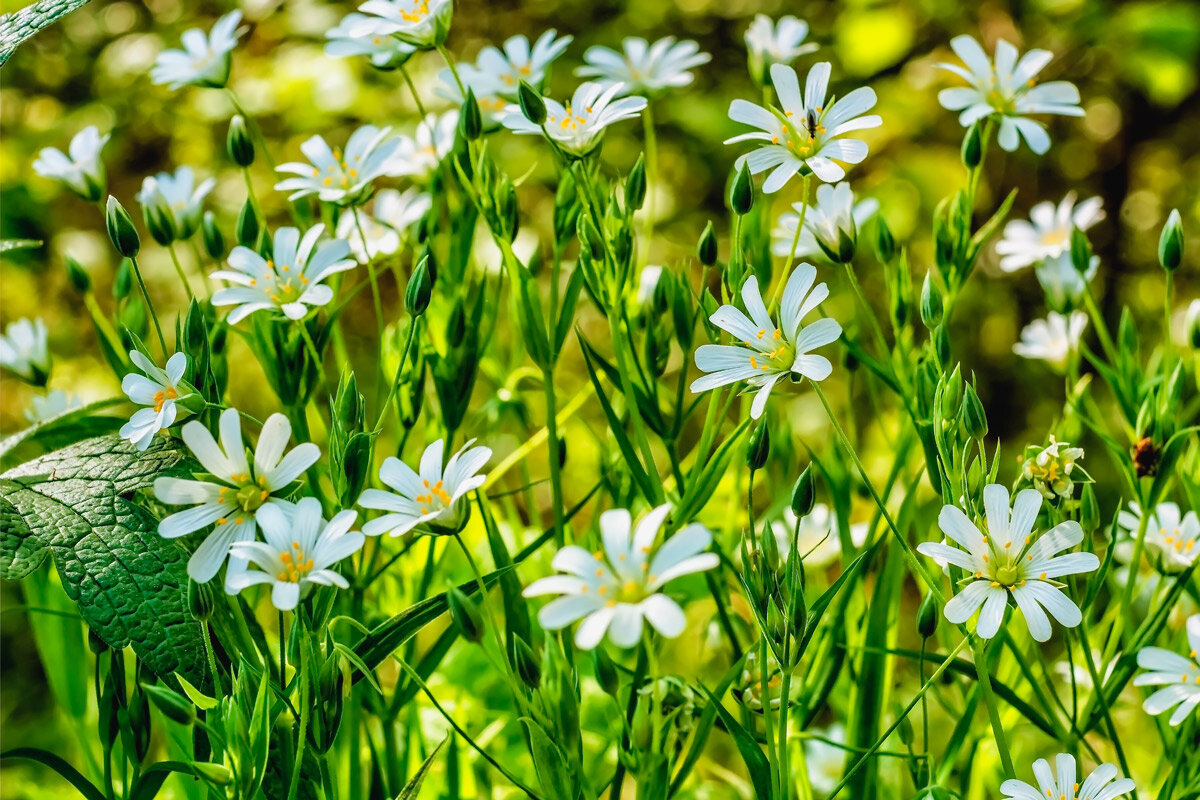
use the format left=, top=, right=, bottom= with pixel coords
left=843, top=261, right=891, bottom=357
left=287, top=632, right=310, bottom=800
left=971, top=637, right=1015, bottom=777
left=296, top=320, right=328, bottom=389
left=373, top=315, right=419, bottom=432
left=1119, top=503, right=1151, bottom=624
left=351, top=207, right=387, bottom=382
left=639, top=102, right=658, bottom=268
left=166, top=243, right=196, bottom=300
left=435, top=44, right=466, bottom=96
left=1081, top=288, right=1119, bottom=366
left=129, top=255, right=169, bottom=356
left=769, top=174, right=810, bottom=310
left=399, top=65, right=429, bottom=117
left=543, top=366, right=567, bottom=546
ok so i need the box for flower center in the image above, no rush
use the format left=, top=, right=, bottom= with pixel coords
left=276, top=541, right=315, bottom=583
left=415, top=479, right=452, bottom=515
left=1161, top=527, right=1197, bottom=556
left=985, top=87, right=1016, bottom=115
left=399, top=1, right=429, bottom=22
left=744, top=329, right=793, bottom=371
left=153, top=386, right=179, bottom=412
left=994, top=564, right=1020, bottom=586
left=1041, top=228, right=1069, bottom=249
left=225, top=474, right=270, bottom=513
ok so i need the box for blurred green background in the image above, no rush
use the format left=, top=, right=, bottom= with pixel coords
left=1, top=0, right=1198, bottom=797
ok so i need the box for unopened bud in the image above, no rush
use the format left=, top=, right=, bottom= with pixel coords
left=1158, top=208, right=1183, bottom=272
left=518, top=81, right=546, bottom=126
left=698, top=221, right=718, bottom=266
left=790, top=466, right=815, bottom=518
left=961, top=122, right=983, bottom=169
left=447, top=586, right=483, bottom=643
left=65, top=255, right=91, bottom=293
left=510, top=636, right=541, bottom=689
left=920, top=273, right=942, bottom=328
left=105, top=196, right=140, bottom=258
left=730, top=163, right=754, bottom=216
left=227, top=115, right=255, bottom=167
left=461, top=89, right=483, bottom=141
left=625, top=154, right=647, bottom=212
left=917, top=592, right=938, bottom=638
left=747, top=423, right=770, bottom=471
left=201, top=211, right=226, bottom=260
left=236, top=199, right=258, bottom=248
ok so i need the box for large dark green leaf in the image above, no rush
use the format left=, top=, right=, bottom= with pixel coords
left=0, top=434, right=206, bottom=684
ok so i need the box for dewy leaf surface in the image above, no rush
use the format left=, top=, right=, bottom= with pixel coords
left=0, top=434, right=206, bottom=683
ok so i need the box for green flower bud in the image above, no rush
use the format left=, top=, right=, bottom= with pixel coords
left=227, top=114, right=255, bottom=167
left=1070, top=227, right=1092, bottom=276
left=698, top=220, right=718, bottom=266
left=747, top=422, right=770, bottom=472
left=65, top=255, right=91, bottom=293
left=897, top=704, right=914, bottom=745
left=960, top=383, right=987, bottom=440
left=730, top=163, right=754, bottom=216
left=1079, top=484, right=1100, bottom=533
left=188, top=580, right=215, bottom=621
left=625, top=154, right=647, bottom=212
left=447, top=586, right=484, bottom=643
left=236, top=199, right=258, bottom=248
left=920, top=273, right=942, bottom=329
left=405, top=257, right=432, bottom=316
left=1158, top=208, right=1183, bottom=272
left=201, top=211, right=226, bottom=260
left=517, top=80, right=546, bottom=126
left=105, top=196, right=140, bottom=258
left=113, top=259, right=134, bottom=299
left=790, top=465, right=815, bottom=518
left=193, top=763, right=233, bottom=785
left=960, top=122, right=983, bottom=169
left=874, top=216, right=896, bottom=264
left=1118, top=307, right=1139, bottom=358
left=933, top=323, right=951, bottom=367
left=142, top=200, right=176, bottom=246
left=141, top=683, right=196, bottom=726
left=510, top=636, right=541, bottom=690
left=939, top=365, right=963, bottom=420
left=593, top=647, right=620, bottom=697
left=461, top=89, right=483, bottom=141
left=917, top=592, right=938, bottom=639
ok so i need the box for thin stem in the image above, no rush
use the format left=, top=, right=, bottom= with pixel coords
left=399, top=65, right=429, bottom=117
left=1081, top=288, right=1119, bottom=366
left=295, top=320, right=328, bottom=389
left=844, top=261, right=891, bottom=357
left=128, top=256, right=169, bottom=356
left=543, top=366, right=567, bottom=546
left=769, top=174, right=810, bottom=310
left=351, top=207, right=387, bottom=378
left=639, top=102, right=658, bottom=267
left=287, top=627, right=310, bottom=800
left=971, top=637, right=1015, bottom=777
left=166, top=243, right=196, bottom=300
left=435, top=44, right=466, bottom=96
left=373, top=316, right=419, bottom=432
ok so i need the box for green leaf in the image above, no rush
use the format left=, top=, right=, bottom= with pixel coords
left=395, top=737, right=447, bottom=800
left=699, top=685, right=771, bottom=800
left=174, top=672, right=218, bottom=710
left=0, top=434, right=206, bottom=684
left=675, top=421, right=748, bottom=524
left=1, top=747, right=106, bottom=800
left=0, top=398, right=124, bottom=470
left=520, top=717, right=572, bottom=800
left=670, top=653, right=749, bottom=794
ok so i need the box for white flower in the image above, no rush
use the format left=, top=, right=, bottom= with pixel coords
left=1000, top=753, right=1134, bottom=800
left=352, top=0, right=453, bottom=48
left=522, top=505, right=718, bottom=649
left=726, top=62, right=881, bottom=191
left=577, top=36, right=711, bottom=96
left=805, top=724, right=848, bottom=797
left=937, top=34, right=1084, bottom=154
left=275, top=126, right=399, bottom=205
left=153, top=409, right=319, bottom=589
left=997, top=194, right=1104, bottom=273
left=501, top=82, right=647, bottom=158
left=211, top=224, right=355, bottom=324
left=1117, top=502, right=1200, bottom=572
left=25, top=390, right=78, bottom=423
left=150, top=10, right=243, bottom=90
left=690, top=265, right=841, bottom=419
left=745, top=15, right=818, bottom=79
left=1, top=317, right=51, bottom=385
left=137, top=166, right=216, bottom=241
left=119, top=351, right=192, bottom=451
left=32, top=126, right=109, bottom=201
left=476, top=30, right=573, bottom=93
left=1135, top=614, right=1200, bottom=726
left=770, top=503, right=869, bottom=569
left=918, top=484, right=1099, bottom=642
left=1019, top=437, right=1086, bottom=501
left=336, top=188, right=432, bottom=263
left=325, top=13, right=416, bottom=68
left=383, top=111, right=458, bottom=181
left=358, top=439, right=491, bottom=536
left=771, top=181, right=878, bottom=261
left=439, top=67, right=512, bottom=127
left=1013, top=311, right=1087, bottom=372
left=228, top=498, right=364, bottom=610
left=1035, top=252, right=1097, bottom=310
left=1173, top=299, right=1200, bottom=349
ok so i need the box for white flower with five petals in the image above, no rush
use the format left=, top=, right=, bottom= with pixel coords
left=918, top=484, right=1099, bottom=642
left=1013, top=311, right=1088, bottom=372
left=726, top=62, right=881, bottom=191
left=0, top=317, right=51, bottom=385
left=691, top=265, right=841, bottom=419
left=523, top=505, right=718, bottom=649
left=745, top=15, right=818, bottom=80
left=336, top=188, right=432, bottom=263
left=153, top=409, right=319, bottom=589
left=383, top=112, right=458, bottom=182
left=996, top=194, right=1104, bottom=273
left=275, top=126, right=399, bottom=205
left=352, top=0, right=453, bottom=48
left=771, top=181, right=878, bottom=261
left=1117, top=502, right=1200, bottom=573
left=137, top=166, right=216, bottom=241
left=228, top=498, right=364, bottom=610
left=477, top=31, right=573, bottom=93
left=1134, top=614, right=1200, bottom=726
left=325, top=13, right=416, bottom=68
left=119, top=351, right=192, bottom=451
left=150, top=10, right=243, bottom=90
left=32, top=126, right=109, bottom=201
left=501, top=82, right=647, bottom=158
left=577, top=37, right=711, bottom=96
left=1000, top=753, right=1134, bottom=800
left=358, top=439, right=492, bottom=537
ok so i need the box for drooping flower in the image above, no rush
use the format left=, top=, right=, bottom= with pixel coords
left=0, top=317, right=51, bottom=385
left=119, top=350, right=194, bottom=451
left=1117, top=502, right=1200, bottom=572
left=726, top=62, right=881, bottom=191
left=501, top=82, right=647, bottom=158
left=522, top=505, right=718, bottom=649
left=917, top=484, right=1099, bottom=642
left=336, top=188, right=432, bottom=263
left=997, top=194, right=1104, bottom=273
left=228, top=498, right=364, bottom=611
left=137, top=166, right=216, bottom=242
left=358, top=439, right=492, bottom=537
left=1035, top=253, right=1097, bottom=310
left=1134, top=614, right=1200, bottom=726
left=275, top=126, right=398, bottom=205
left=325, top=12, right=416, bottom=68
left=1012, top=311, right=1088, bottom=372
left=770, top=503, right=869, bottom=570
left=745, top=15, right=818, bottom=84
left=691, top=264, right=841, bottom=419
left=1000, top=753, right=1135, bottom=800
left=211, top=224, right=355, bottom=323
left=383, top=111, right=458, bottom=181
left=577, top=37, right=711, bottom=96
left=476, top=31, right=573, bottom=93
left=937, top=34, right=1084, bottom=154
left=153, top=409, right=319, bottom=589
left=150, top=10, right=243, bottom=90
left=32, top=126, right=109, bottom=201
left=25, top=390, right=78, bottom=423
left=771, top=181, right=878, bottom=262
left=352, top=0, right=453, bottom=48
left=1018, top=437, right=1088, bottom=501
